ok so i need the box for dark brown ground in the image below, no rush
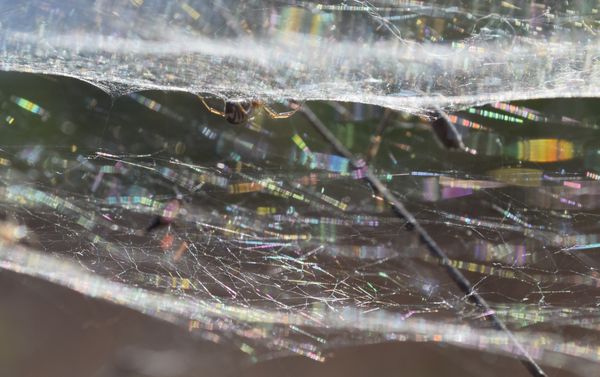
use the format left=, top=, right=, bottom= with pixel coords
left=0, top=270, right=579, bottom=377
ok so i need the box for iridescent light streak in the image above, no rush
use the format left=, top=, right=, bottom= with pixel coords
left=467, top=107, right=524, bottom=124
left=491, top=204, right=534, bottom=229
left=540, top=190, right=583, bottom=208
left=228, top=181, right=263, bottom=194
left=106, top=195, right=158, bottom=209
left=422, top=253, right=600, bottom=288
left=563, top=181, right=582, bottom=189
left=586, top=171, right=600, bottom=180
left=313, top=190, right=348, bottom=211
left=492, top=102, right=584, bottom=126
left=438, top=211, right=536, bottom=233
left=300, top=152, right=350, bottom=174
left=128, top=93, right=184, bottom=121
left=473, top=240, right=529, bottom=266
left=295, top=172, right=346, bottom=186
left=447, top=114, right=487, bottom=130
left=566, top=243, right=600, bottom=251
left=292, top=134, right=313, bottom=157
left=325, top=244, right=398, bottom=259
left=157, top=166, right=228, bottom=189
left=489, top=167, right=543, bottom=187
left=259, top=179, right=310, bottom=203
left=10, top=95, right=49, bottom=119
left=509, top=139, right=575, bottom=162
left=181, top=3, right=201, bottom=20
left=256, top=207, right=277, bottom=215
left=492, top=102, right=544, bottom=121
left=558, top=233, right=600, bottom=249
left=439, top=176, right=506, bottom=190
left=273, top=214, right=380, bottom=227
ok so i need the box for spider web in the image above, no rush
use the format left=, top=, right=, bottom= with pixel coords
left=1, top=0, right=599, bottom=111
left=1, top=1, right=600, bottom=376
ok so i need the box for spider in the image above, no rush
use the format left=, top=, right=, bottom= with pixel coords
left=198, top=96, right=300, bottom=125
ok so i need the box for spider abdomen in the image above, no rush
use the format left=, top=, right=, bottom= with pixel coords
left=225, top=101, right=253, bottom=124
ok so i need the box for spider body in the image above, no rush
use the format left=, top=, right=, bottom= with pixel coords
left=199, top=96, right=299, bottom=124
left=224, top=100, right=258, bottom=124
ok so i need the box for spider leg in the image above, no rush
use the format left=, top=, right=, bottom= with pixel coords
left=262, top=102, right=300, bottom=119
left=198, top=95, right=226, bottom=117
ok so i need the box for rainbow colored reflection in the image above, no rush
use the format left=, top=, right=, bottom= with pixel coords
left=507, top=139, right=575, bottom=163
